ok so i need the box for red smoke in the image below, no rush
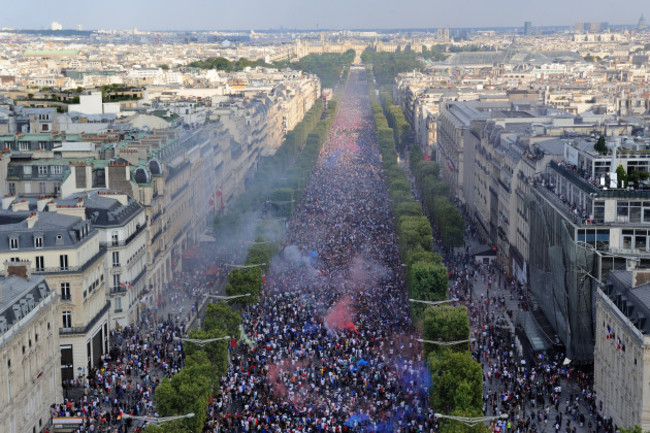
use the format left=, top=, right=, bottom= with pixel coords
left=267, top=364, right=287, bottom=398
left=325, top=297, right=359, bottom=334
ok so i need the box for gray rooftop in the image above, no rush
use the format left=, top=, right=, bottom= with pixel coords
left=0, top=275, right=52, bottom=335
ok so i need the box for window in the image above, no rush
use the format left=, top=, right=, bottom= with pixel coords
left=61, top=283, right=70, bottom=301
left=35, top=256, right=44, bottom=272
left=38, top=166, right=48, bottom=176
left=41, top=124, right=49, bottom=132
left=62, top=311, right=71, bottom=329
left=113, top=274, right=121, bottom=290
left=59, top=254, right=68, bottom=271
left=23, top=166, right=32, bottom=175
left=114, top=297, right=122, bottom=312
left=34, top=235, right=43, bottom=248
left=8, top=183, right=15, bottom=195
left=112, top=251, right=120, bottom=267
left=51, top=166, right=63, bottom=175
left=9, top=237, right=18, bottom=250
left=111, top=231, right=119, bottom=246
left=54, top=183, right=61, bottom=195
left=19, top=142, right=30, bottom=151
left=39, top=182, right=46, bottom=194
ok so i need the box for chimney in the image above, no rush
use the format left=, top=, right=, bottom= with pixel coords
left=6, top=261, right=30, bottom=280
left=11, top=200, right=29, bottom=212
left=632, top=270, right=650, bottom=288
left=26, top=212, right=38, bottom=229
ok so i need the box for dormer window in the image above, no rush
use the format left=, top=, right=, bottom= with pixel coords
left=9, top=237, right=18, bottom=250
left=34, top=235, right=43, bottom=249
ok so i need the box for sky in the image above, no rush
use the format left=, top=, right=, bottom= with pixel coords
left=1, top=0, right=648, bottom=31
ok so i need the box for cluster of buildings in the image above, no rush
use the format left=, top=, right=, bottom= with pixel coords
left=393, top=24, right=650, bottom=430
left=0, top=56, right=319, bottom=431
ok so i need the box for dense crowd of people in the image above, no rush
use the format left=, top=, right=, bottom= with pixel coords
left=209, top=69, right=435, bottom=432
left=50, top=69, right=619, bottom=433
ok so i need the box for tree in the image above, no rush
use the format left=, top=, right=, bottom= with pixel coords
left=225, top=267, right=262, bottom=304
left=429, top=351, right=483, bottom=414
left=408, top=261, right=449, bottom=320
left=158, top=64, right=170, bottom=70
left=422, top=306, right=470, bottom=357
left=399, top=215, right=433, bottom=254
left=616, top=164, right=628, bottom=188
left=594, top=136, right=607, bottom=154
left=184, top=330, right=230, bottom=379
left=154, top=362, right=211, bottom=432
left=203, top=302, right=242, bottom=337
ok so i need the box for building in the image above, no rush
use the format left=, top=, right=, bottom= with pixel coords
left=0, top=274, right=61, bottom=433
left=595, top=270, right=650, bottom=430
left=54, top=191, right=147, bottom=328
left=0, top=204, right=109, bottom=381
left=524, top=22, right=532, bottom=37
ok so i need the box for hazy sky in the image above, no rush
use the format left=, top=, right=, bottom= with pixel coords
left=2, top=0, right=648, bottom=31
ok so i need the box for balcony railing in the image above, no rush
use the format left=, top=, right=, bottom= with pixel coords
left=59, top=302, right=110, bottom=336
left=108, top=223, right=147, bottom=248
left=32, top=247, right=106, bottom=275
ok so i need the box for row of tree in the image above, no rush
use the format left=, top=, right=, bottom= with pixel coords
left=379, top=90, right=410, bottom=153
left=410, top=150, right=465, bottom=249
left=146, top=74, right=345, bottom=433
left=187, top=50, right=355, bottom=89
left=366, top=65, right=484, bottom=433
left=361, top=50, right=423, bottom=87
left=366, top=67, right=448, bottom=324
left=147, top=302, right=240, bottom=433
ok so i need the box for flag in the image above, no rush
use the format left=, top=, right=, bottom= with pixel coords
left=216, top=186, right=223, bottom=210
left=117, top=409, right=123, bottom=421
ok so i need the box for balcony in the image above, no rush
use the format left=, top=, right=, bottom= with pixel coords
left=59, top=302, right=110, bottom=336
left=108, top=223, right=147, bottom=248
left=33, top=247, right=106, bottom=275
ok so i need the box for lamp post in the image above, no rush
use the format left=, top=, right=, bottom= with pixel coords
left=173, top=335, right=231, bottom=347
left=435, top=413, right=508, bottom=430
left=122, top=412, right=195, bottom=425
left=409, top=299, right=455, bottom=306
left=224, top=263, right=266, bottom=269
left=205, top=293, right=252, bottom=301
left=417, top=338, right=475, bottom=346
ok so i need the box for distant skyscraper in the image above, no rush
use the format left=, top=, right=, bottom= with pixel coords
left=638, top=15, right=647, bottom=30
left=524, top=21, right=532, bottom=36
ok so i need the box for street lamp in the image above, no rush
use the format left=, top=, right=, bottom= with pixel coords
left=435, top=413, right=507, bottom=427
left=409, top=299, right=455, bottom=306
left=205, top=293, right=251, bottom=301
left=122, top=412, right=195, bottom=425
left=174, top=335, right=231, bottom=346
left=417, top=338, right=474, bottom=346
left=224, top=263, right=266, bottom=269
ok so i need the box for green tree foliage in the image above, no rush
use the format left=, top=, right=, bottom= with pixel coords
left=361, top=49, right=422, bottom=86
left=408, top=261, right=450, bottom=320
left=399, top=215, right=433, bottom=254
left=618, top=426, right=645, bottom=433
left=429, top=351, right=483, bottom=415
left=187, top=56, right=271, bottom=71
left=184, top=330, right=230, bottom=380
left=154, top=361, right=211, bottom=432
left=225, top=267, right=262, bottom=304
left=277, top=50, right=355, bottom=88
left=420, top=45, right=449, bottom=61
left=616, top=164, right=628, bottom=188
left=203, top=302, right=242, bottom=337
left=594, top=136, right=607, bottom=154
left=422, top=306, right=470, bottom=357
